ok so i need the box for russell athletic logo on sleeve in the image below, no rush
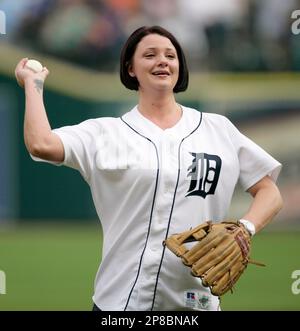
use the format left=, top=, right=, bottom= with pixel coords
left=184, top=290, right=212, bottom=310
left=186, top=153, right=222, bottom=198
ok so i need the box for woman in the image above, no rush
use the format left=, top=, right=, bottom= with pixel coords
left=15, top=26, right=283, bottom=311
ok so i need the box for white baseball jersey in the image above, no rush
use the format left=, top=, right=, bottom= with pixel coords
left=32, top=105, right=281, bottom=311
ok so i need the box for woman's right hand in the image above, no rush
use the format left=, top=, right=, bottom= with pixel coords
left=15, top=58, right=49, bottom=88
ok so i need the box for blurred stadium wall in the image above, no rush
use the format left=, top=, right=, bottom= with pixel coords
left=0, top=41, right=299, bottom=228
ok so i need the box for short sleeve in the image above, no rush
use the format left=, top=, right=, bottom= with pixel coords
left=225, top=117, right=282, bottom=191
left=31, top=119, right=103, bottom=183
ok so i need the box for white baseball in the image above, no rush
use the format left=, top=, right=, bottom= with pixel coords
left=25, top=59, right=43, bottom=73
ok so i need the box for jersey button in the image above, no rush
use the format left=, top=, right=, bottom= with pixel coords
left=150, top=246, right=158, bottom=252
left=164, top=185, right=172, bottom=194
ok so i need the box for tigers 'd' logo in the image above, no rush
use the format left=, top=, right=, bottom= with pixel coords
left=186, top=152, right=222, bottom=199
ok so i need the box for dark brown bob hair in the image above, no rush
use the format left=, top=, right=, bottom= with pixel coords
left=120, top=26, right=189, bottom=93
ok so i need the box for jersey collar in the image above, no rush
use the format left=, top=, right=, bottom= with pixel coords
left=121, top=105, right=199, bottom=143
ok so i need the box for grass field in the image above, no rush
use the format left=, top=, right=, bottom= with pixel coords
left=0, top=223, right=299, bottom=311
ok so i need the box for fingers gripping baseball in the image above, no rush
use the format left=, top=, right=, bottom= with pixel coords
left=164, top=221, right=264, bottom=297
left=15, top=58, right=49, bottom=88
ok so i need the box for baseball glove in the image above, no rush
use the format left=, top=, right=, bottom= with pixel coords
left=163, top=221, right=264, bottom=297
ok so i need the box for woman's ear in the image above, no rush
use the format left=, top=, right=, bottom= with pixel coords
left=128, top=64, right=135, bottom=77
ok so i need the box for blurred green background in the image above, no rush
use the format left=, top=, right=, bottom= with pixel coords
left=1, top=0, right=300, bottom=311
left=0, top=225, right=299, bottom=311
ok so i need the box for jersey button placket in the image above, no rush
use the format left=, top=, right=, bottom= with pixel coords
left=156, top=207, right=165, bottom=224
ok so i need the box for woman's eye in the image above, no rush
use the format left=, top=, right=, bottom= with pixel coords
left=145, top=54, right=154, bottom=58
left=167, top=54, right=175, bottom=59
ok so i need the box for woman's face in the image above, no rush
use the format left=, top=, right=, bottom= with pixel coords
left=129, top=34, right=179, bottom=93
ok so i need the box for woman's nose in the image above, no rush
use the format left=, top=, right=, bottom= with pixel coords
left=157, top=56, right=168, bottom=67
